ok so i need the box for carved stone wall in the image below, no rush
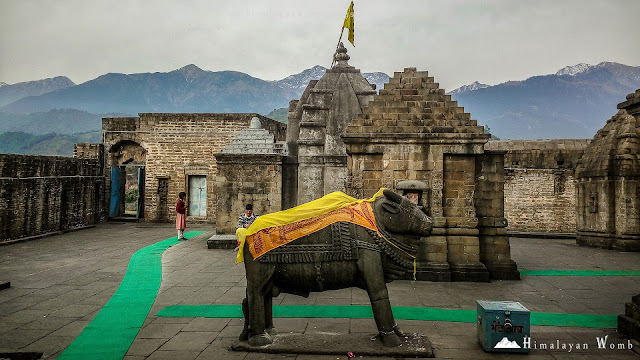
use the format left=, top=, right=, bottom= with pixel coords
left=285, top=44, right=376, bottom=207
left=343, top=67, right=519, bottom=281
left=576, top=89, right=640, bottom=251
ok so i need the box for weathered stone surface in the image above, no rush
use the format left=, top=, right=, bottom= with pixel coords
left=240, top=190, right=433, bottom=347
left=286, top=43, right=376, bottom=206
left=207, top=234, right=237, bottom=249
left=0, top=153, right=106, bottom=242
left=342, top=67, right=516, bottom=281
left=231, top=332, right=434, bottom=357
left=619, top=287, right=640, bottom=342
left=102, top=113, right=286, bottom=224
left=214, top=118, right=287, bottom=233
left=480, top=140, right=589, bottom=234
left=576, top=89, right=640, bottom=251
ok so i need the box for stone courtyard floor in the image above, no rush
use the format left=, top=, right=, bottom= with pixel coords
left=1, top=222, right=639, bottom=359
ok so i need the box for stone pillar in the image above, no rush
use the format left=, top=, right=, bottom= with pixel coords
left=283, top=99, right=302, bottom=210
left=443, top=154, right=489, bottom=282
left=475, top=151, right=520, bottom=280
left=297, top=92, right=330, bottom=204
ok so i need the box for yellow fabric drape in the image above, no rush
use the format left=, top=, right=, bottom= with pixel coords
left=343, top=1, right=354, bottom=46
left=236, top=189, right=384, bottom=264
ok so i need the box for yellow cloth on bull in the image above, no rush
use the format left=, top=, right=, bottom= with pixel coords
left=236, top=189, right=385, bottom=264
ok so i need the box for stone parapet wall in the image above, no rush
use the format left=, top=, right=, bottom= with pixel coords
left=504, top=168, right=577, bottom=233
left=486, top=140, right=590, bottom=169
left=74, top=143, right=104, bottom=160
left=486, top=140, right=588, bottom=234
left=0, top=154, right=106, bottom=242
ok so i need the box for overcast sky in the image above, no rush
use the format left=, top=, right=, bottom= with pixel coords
left=1, top=0, right=638, bottom=91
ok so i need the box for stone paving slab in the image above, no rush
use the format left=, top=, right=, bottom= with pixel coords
left=230, top=333, right=434, bottom=357
left=1, top=223, right=640, bottom=359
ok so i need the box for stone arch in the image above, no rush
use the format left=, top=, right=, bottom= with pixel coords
left=107, top=140, right=148, bottom=219
left=108, top=139, right=147, bottom=166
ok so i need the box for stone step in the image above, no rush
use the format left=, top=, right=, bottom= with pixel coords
left=207, top=234, right=237, bottom=249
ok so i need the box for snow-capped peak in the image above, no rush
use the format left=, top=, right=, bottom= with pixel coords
left=555, top=63, right=592, bottom=76
left=448, top=81, right=490, bottom=95
left=275, top=65, right=328, bottom=90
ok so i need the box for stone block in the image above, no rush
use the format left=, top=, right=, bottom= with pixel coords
left=625, top=301, right=640, bottom=320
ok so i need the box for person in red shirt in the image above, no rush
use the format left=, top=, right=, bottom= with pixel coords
left=176, top=192, right=188, bottom=240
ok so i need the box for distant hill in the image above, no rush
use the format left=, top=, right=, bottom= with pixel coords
left=450, top=62, right=640, bottom=139
left=0, top=76, right=75, bottom=107
left=0, top=131, right=100, bottom=156
left=0, top=109, right=128, bottom=135
left=266, top=108, right=288, bottom=123
left=0, top=65, right=389, bottom=116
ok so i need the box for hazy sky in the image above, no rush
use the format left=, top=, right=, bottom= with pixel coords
left=1, top=0, right=638, bottom=91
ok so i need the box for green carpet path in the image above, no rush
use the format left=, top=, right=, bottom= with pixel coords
left=57, top=231, right=207, bottom=360
left=57, top=232, right=637, bottom=359
left=520, top=269, right=640, bottom=276
left=156, top=304, right=618, bottom=329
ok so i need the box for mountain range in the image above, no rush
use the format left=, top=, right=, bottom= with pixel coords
left=449, top=62, right=640, bottom=139
left=0, top=65, right=389, bottom=116
left=0, top=76, right=75, bottom=107
left=0, top=61, right=639, bottom=155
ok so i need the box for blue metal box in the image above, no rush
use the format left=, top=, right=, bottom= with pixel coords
left=477, top=300, right=530, bottom=353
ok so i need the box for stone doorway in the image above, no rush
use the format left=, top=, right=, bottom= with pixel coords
left=108, top=140, right=147, bottom=219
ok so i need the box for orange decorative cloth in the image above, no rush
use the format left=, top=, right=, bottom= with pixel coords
left=247, top=201, right=379, bottom=260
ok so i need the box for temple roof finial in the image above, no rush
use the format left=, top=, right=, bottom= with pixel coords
left=333, top=42, right=351, bottom=68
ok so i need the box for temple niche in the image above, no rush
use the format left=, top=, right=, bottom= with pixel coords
left=576, top=89, right=640, bottom=251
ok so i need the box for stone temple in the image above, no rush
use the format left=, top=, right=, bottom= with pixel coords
left=281, top=44, right=519, bottom=281
left=575, top=89, right=640, bottom=251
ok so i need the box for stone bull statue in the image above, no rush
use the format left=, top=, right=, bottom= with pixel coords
left=240, top=189, right=433, bottom=347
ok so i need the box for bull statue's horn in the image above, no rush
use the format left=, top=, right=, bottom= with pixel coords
left=383, top=189, right=403, bottom=204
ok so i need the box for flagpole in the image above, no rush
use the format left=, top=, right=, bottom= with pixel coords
left=331, top=26, right=345, bottom=68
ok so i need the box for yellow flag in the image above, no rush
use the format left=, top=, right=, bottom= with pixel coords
left=343, top=1, right=354, bottom=46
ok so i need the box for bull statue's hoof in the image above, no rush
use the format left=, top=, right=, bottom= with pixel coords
left=248, top=332, right=273, bottom=347
left=379, top=331, right=401, bottom=347
left=393, top=324, right=405, bottom=337
left=266, top=327, right=277, bottom=336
